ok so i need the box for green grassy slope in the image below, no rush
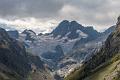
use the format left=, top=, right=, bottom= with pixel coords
left=65, top=53, right=120, bottom=80
left=65, top=18, right=120, bottom=80
left=84, top=53, right=120, bottom=80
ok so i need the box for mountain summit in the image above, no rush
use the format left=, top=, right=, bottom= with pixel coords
left=51, top=20, right=100, bottom=39
left=116, top=16, right=120, bottom=29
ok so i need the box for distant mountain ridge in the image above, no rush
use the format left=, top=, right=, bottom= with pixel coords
left=50, top=20, right=100, bottom=39
left=0, top=20, right=116, bottom=80
left=20, top=20, right=115, bottom=68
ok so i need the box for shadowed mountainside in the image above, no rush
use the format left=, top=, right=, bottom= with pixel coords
left=0, top=28, right=53, bottom=80
left=65, top=16, right=120, bottom=80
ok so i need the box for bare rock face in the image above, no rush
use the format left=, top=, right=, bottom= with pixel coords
left=117, top=16, right=120, bottom=24
left=0, top=28, right=53, bottom=80
left=116, top=16, right=120, bottom=29
left=65, top=16, right=120, bottom=80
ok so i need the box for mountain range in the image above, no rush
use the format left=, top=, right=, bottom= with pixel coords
left=65, top=16, right=120, bottom=80
left=18, top=20, right=115, bottom=78
left=0, top=18, right=117, bottom=80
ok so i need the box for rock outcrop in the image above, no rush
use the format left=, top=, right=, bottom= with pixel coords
left=65, top=16, right=120, bottom=80
left=7, top=30, right=19, bottom=39
left=51, top=20, right=100, bottom=39
left=116, top=16, right=120, bottom=29
left=22, top=29, right=37, bottom=42
left=0, top=28, right=53, bottom=80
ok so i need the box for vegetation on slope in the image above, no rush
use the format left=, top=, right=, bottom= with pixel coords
left=64, top=16, right=120, bottom=80
left=27, top=69, right=53, bottom=80
left=84, top=53, right=120, bottom=80
left=0, top=28, right=53, bottom=80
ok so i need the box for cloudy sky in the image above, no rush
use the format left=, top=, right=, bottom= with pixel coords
left=0, top=0, right=119, bottom=33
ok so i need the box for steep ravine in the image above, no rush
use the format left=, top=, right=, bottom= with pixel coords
left=0, top=28, right=53, bottom=80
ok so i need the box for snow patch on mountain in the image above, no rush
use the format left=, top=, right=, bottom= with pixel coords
left=26, top=34, right=82, bottom=56
left=76, top=30, right=88, bottom=38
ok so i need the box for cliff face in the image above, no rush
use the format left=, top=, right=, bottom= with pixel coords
left=0, top=28, right=32, bottom=76
left=65, top=16, right=120, bottom=80
left=0, top=28, right=53, bottom=80
left=51, top=20, right=101, bottom=39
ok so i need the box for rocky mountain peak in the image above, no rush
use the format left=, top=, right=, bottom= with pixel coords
left=61, top=20, right=70, bottom=24
left=7, top=30, right=19, bottom=39
left=0, top=28, right=11, bottom=41
left=22, top=29, right=36, bottom=35
left=69, top=21, right=82, bottom=31
left=117, top=16, right=120, bottom=23
left=51, top=20, right=99, bottom=39
left=22, top=29, right=37, bottom=41
left=70, top=21, right=80, bottom=26
left=116, top=16, right=120, bottom=28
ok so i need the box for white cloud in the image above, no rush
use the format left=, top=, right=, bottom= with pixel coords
left=0, top=18, right=58, bottom=33
left=0, top=0, right=119, bottom=32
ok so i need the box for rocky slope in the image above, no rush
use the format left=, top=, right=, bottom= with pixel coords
left=51, top=20, right=101, bottom=40
left=64, top=16, right=120, bottom=80
left=7, top=30, right=19, bottom=39
left=22, top=29, right=37, bottom=42
left=0, top=18, right=116, bottom=80
left=55, top=25, right=115, bottom=78
left=18, top=20, right=115, bottom=79
left=0, top=27, right=53, bottom=80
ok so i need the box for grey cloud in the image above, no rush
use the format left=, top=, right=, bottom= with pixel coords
left=0, top=0, right=64, bottom=18
left=64, top=0, right=107, bottom=9
left=59, top=0, right=120, bottom=27
left=0, top=0, right=119, bottom=30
